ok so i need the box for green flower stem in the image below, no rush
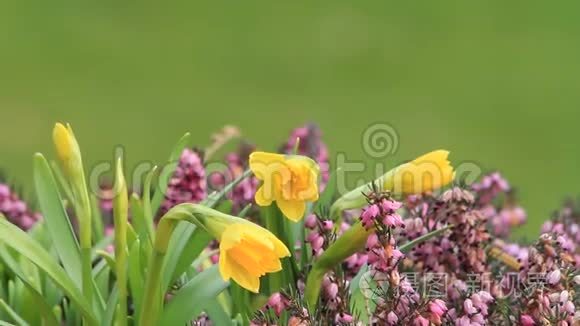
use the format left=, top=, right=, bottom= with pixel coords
left=139, top=207, right=200, bottom=326
left=78, top=205, right=93, bottom=310
left=113, top=159, right=129, bottom=326
left=139, top=170, right=251, bottom=326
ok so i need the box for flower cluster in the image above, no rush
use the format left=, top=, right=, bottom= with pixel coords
left=514, top=233, right=579, bottom=324
left=209, top=143, right=259, bottom=214
left=472, top=172, right=526, bottom=238
left=360, top=189, right=450, bottom=325
left=0, top=182, right=41, bottom=230
left=405, top=187, right=491, bottom=276
left=161, top=148, right=207, bottom=214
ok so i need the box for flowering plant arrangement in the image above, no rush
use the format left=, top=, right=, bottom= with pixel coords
left=0, top=122, right=578, bottom=326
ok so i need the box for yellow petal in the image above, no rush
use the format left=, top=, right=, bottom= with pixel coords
left=241, top=222, right=290, bottom=257
left=386, top=150, right=454, bottom=194
left=218, top=251, right=232, bottom=281
left=287, top=155, right=319, bottom=174
left=226, top=253, right=261, bottom=293
left=228, top=246, right=265, bottom=276
left=52, top=123, right=73, bottom=162
left=249, top=152, right=285, bottom=180
left=219, top=224, right=242, bottom=251
left=276, top=198, right=306, bottom=222
left=255, top=185, right=274, bottom=206
left=259, top=255, right=283, bottom=273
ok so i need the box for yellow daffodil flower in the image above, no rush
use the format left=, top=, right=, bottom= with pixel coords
left=219, top=222, right=290, bottom=292
left=249, top=151, right=319, bottom=221
left=154, top=204, right=291, bottom=294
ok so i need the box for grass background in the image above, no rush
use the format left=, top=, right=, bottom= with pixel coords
left=1, top=1, right=579, bottom=235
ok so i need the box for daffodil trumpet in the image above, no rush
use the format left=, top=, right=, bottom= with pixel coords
left=330, top=150, right=454, bottom=218
left=249, top=151, right=320, bottom=222
left=139, top=203, right=290, bottom=326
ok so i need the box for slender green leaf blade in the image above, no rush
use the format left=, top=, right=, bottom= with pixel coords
left=0, top=219, right=97, bottom=325
left=33, top=154, right=82, bottom=288
left=128, top=240, right=144, bottom=320
left=0, top=247, right=59, bottom=326
left=158, top=266, right=228, bottom=325
left=0, top=299, right=29, bottom=326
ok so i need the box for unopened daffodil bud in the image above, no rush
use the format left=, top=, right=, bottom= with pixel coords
left=330, top=150, right=454, bottom=217
left=249, top=151, right=319, bottom=222
left=53, top=123, right=83, bottom=179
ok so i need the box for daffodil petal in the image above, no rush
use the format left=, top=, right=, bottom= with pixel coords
left=219, top=224, right=242, bottom=251
left=249, top=152, right=285, bottom=180
left=227, top=253, right=261, bottom=293
left=255, top=185, right=274, bottom=206
left=276, top=198, right=306, bottom=222
left=218, top=251, right=232, bottom=281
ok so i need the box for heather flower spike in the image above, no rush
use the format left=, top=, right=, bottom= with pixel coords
left=249, top=151, right=319, bottom=221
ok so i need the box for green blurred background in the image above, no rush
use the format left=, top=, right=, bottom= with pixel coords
left=1, top=1, right=579, bottom=234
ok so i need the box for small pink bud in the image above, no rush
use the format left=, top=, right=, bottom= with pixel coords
left=322, top=220, right=334, bottom=231
left=337, top=313, right=353, bottom=323
left=547, top=269, right=561, bottom=285
left=387, top=311, right=398, bottom=324
left=305, top=214, right=317, bottom=228
left=326, top=282, right=338, bottom=299
left=463, top=299, right=476, bottom=314
left=520, top=314, right=535, bottom=326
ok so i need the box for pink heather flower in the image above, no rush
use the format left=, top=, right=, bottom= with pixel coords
left=463, top=299, right=477, bottom=314
left=381, top=199, right=402, bottom=212
left=429, top=299, right=447, bottom=318
left=563, top=301, right=575, bottom=314
left=325, top=282, right=338, bottom=299
left=337, top=313, right=353, bottom=323
left=389, top=248, right=404, bottom=261
left=305, top=214, right=317, bottom=229
left=307, top=233, right=324, bottom=251
left=455, top=316, right=471, bottom=326
left=546, top=269, right=561, bottom=285
left=361, top=204, right=380, bottom=228
left=321, top=220, right=333, bottom=231
left=413, top=315, right=429, bottom=326
left=366, top=233, right=380, bottom=248
left=161, top=148, right=206, bottom=214
left=520, top=315, right=535, bottom=326
left=266, top=293, right=287, bottom=316
left=0, top=183, right=42, bottom=230
left=383, top=213, right=403, bottom=228
left=472, top=172, right=510, bottom=205
left=387, top=311, right=398, bottom=324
